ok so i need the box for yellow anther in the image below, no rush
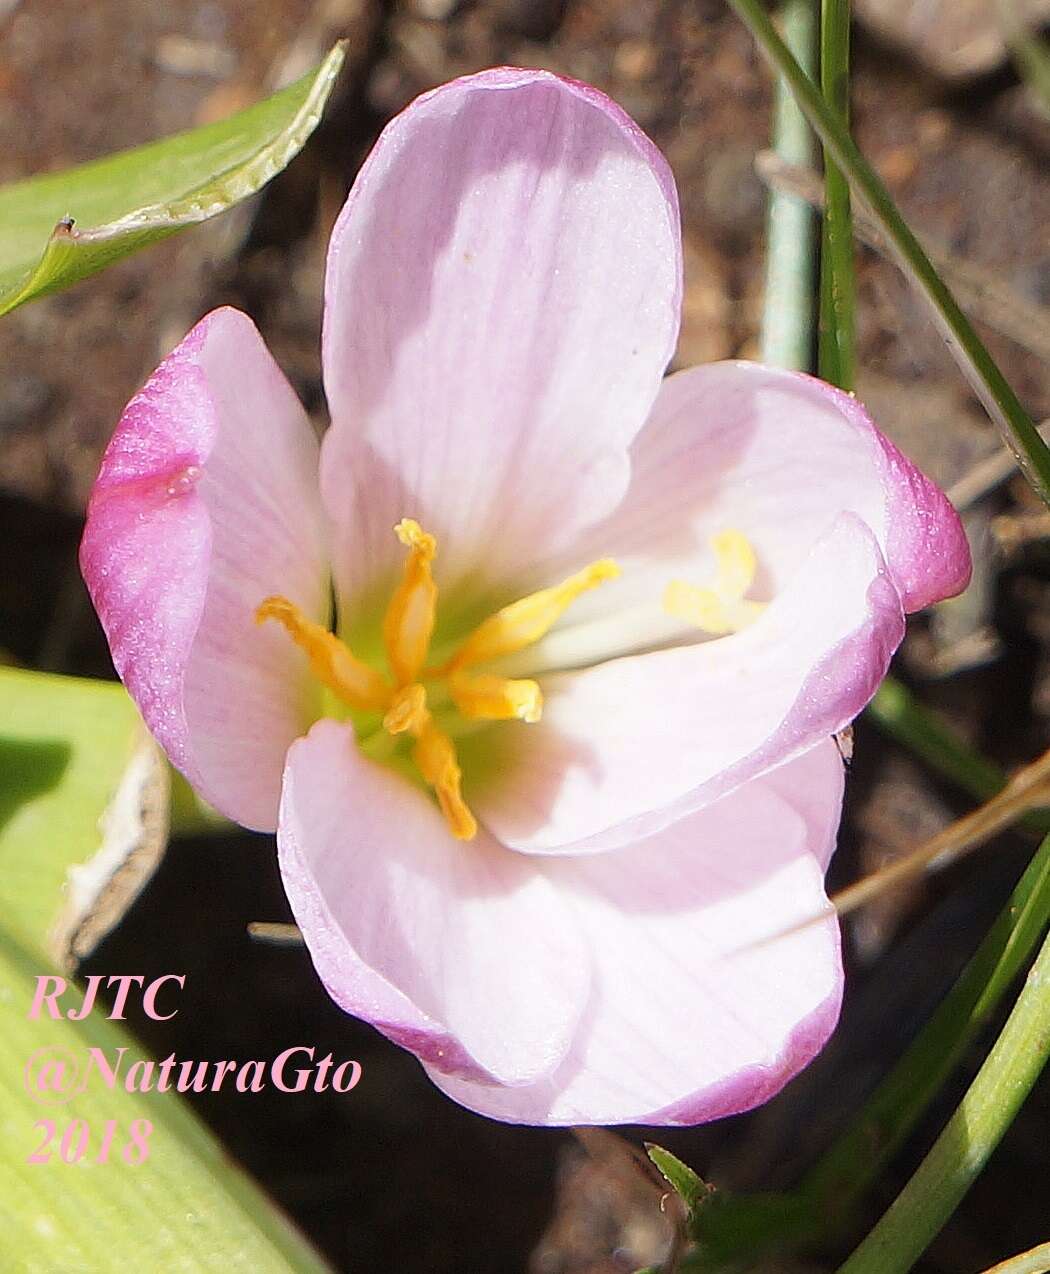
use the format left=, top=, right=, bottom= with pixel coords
left=412, top=720, right=477, bottom=841
left=394, top=517, right=436, bottom=560
left=664, top=580, right=734, bottom=635
left=663, top=529, right=766, bottom=636
left=711, top=529, right=757, bottom=600
left=256, top=596, right=391, bottom=712
left=383, top=682, right=429, bottom=735
left=261, top=525, right=618, bottom=844
left=447, top=558, right=620, bottom=672
left=383, top=519, right=438, bottom=686
left=449, top=671, right=543, bottom=723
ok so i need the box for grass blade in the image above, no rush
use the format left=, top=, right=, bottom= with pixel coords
left=686, top=832, right=1050, bottom=1268
left=726, top=0, right=1050, bottom=503
left=818, top=0, right=855, bottom=388
left=837, top=921, right=1050, bottom=1273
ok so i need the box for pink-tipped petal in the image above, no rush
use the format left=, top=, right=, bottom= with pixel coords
left=80, top=308, right=327, bottom=830
left=429, top=750, right=844, bottom=1125
left=320, top=67, right=682, bottom=611
left=472, top=514, right=902, bottom=854
left=809, top=375, right=971, bottom=611
left=558, top=361, right=970, bottom=624
left=277, top=719, right=589, bottom=1086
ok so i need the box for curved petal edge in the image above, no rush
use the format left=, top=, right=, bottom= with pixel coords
left=277, top=720, right=590, bottom=1088
left=80, top=307, right=327, bottom=829
left=425, top=752, right=844, bottom=1125
left=800, top=371, right=971, bottom=612
left=320, top=65, right=683, bottom=606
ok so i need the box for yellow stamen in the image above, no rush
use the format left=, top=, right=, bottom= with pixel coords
left=261, top=524, right=618, bottom=844
left=663, top=580, right=736, bottom=635
left=379, top=519, right=478, bottom=838
left=256, top=596, right=391, bottom=712
left=447, top=558, right=620, bottom=672
left=449, top=671, right=543, bottom=723
left=663, top=529, right=766, bottom=635
left=711, top=529, right=757, bottom=599
left=383, top=682, right=429, bottom=735
left=412, top=720, right=477, bottom=840
left=383, top=518, right=438, bottom=686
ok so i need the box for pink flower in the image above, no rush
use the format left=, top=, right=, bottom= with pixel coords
left=80, top=68, right=970, bottom=1126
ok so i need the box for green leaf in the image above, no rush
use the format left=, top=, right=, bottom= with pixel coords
left=646, top=1143, right=711, bottom=1217
left=0, top=924, right=332, bottom=1273
left=0, top=668, right=167, bottom=969
left=0, top=44, right=344, bottom=317
left=0, top=673, right=331, bottom=1268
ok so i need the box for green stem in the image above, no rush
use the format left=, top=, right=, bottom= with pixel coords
left=838, top=922, right=1050, bottom=1273
left=761, top=0, right=819, bottom=370
left=726, top=0, right=1050, bottom=503
left=818, top=0, right=854, bottom=388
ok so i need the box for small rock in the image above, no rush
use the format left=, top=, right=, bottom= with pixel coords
left=613, top=39, right=656, bottom=82
left=153, top=34, right=237, bottom=79
left=855, top=0, right=1050, bottom=80
left=409, top=0, right=460, bottom=19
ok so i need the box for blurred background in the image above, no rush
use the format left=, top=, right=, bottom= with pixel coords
left=1, top=0, right=1048, bottom=1270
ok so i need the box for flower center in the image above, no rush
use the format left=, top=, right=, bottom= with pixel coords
left=257, top=519, right=618, bottom=841
left=663, top=529, right=766, bottom=635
